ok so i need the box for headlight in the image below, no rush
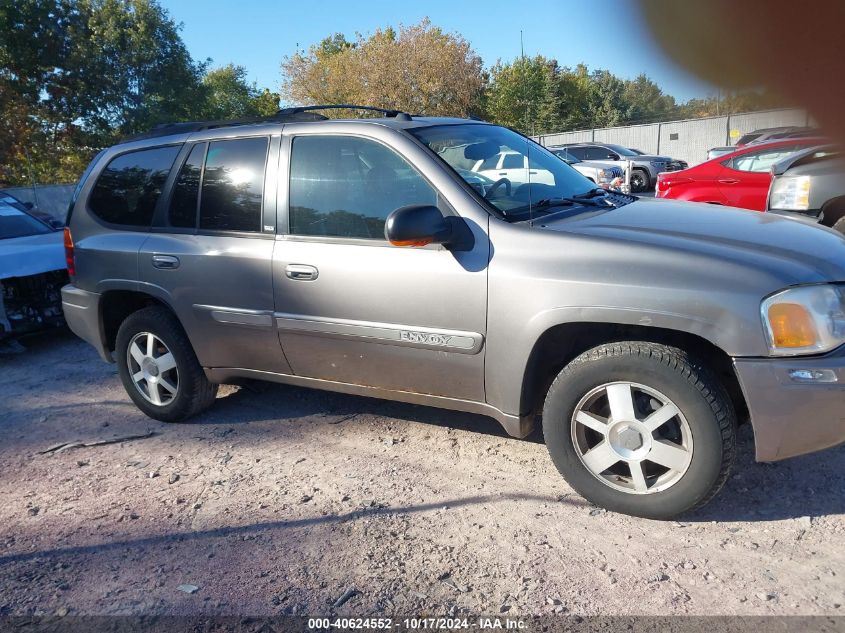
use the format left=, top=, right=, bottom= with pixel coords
left=761, top=285, right=845, bottom=355
left=769, top=175, right=811, bottom=211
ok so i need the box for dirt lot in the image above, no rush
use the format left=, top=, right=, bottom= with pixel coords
left=0, top=331, right=843, bottom=618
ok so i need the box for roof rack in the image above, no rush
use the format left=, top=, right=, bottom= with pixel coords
left=122, top=104, right=412, bottom=143
left=276, top=104, right=413, bottom=121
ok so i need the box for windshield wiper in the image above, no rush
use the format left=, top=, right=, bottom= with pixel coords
left=572, top=188, right=609, bottom=199
left=534, top=195, right=611, bottom=209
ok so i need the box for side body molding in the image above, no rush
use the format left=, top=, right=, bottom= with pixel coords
left=274, top=312, right=484, bottom=354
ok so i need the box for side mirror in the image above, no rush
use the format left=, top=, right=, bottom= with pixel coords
left=48, top=218, right=64, bottom=230
left=385, top=205, right=453, bottom=247
left=606, top=153, right=620, bottom=160
left=23, top=201, right=34, bottom=210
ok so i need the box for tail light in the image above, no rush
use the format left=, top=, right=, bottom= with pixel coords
left=63, top=227, right=75, bottom=276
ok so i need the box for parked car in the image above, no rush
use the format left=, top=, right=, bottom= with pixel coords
left=547, top=147, right=624, bottom=189
left=735, top=126, right=816, bottom=148
left=62, top=105, right=845, bottom=519
left=655, top=137, right=828, bottom=210
left=470, top=149, right=555, bottom=187
left=561, top=143, right=687, bottom=193
left=767, top=145, right=845, bottom=233
left=0, top=193, right=68, bottom=338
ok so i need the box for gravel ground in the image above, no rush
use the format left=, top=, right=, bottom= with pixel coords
left=0, top=331, right=843, bottom=618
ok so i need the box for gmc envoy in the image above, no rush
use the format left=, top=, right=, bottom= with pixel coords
left=61, top=106, right=845, bottom=519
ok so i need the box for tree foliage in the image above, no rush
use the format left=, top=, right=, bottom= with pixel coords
left=484, top=56, right=789, bottom=135
left=0, top=0, right=278, bottom=185
left=281, top=19, right=485, bottom=117
left=1, top=6, right=791, bottom=186
left=201, top=64, right=280, bottom=119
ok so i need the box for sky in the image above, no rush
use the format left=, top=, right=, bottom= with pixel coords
left=160, top=0, right=716, bottom=103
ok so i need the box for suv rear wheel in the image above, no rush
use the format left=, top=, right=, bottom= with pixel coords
left=542, top=341, right=736, bottom=519
left=116, top=306, right=217, bottom=422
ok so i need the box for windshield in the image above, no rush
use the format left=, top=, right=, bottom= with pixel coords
left=604, top=144, right=639, bottom=157
left=551, top=148, right=580, bottom=164
left=0, top=199, right=51, bottom=239
left=411, top=124, right=596, bottom=217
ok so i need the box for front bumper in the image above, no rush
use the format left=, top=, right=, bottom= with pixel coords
left=734, top=348, right=845, bottom=461
left=61, top=284, right=112, bottom=362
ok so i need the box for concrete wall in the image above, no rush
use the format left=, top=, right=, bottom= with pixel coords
left=1, top=184, right=75, bottom=224
left=535, top=108, right=812, bottom=166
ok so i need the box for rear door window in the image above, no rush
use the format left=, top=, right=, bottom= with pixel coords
left=585, top=146, right=613, bottom=160
left=723, top=145, right=805, bottom=173
left=88, top=146, right=180, bottom=226
left=199, top=137, right=268, bottom=232
left=501, top=154, right=524, bottom=169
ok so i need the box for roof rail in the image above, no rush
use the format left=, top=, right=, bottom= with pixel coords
left=276, top=104, right=413, bottom=121
left=121, top=104, right=412, bottom=143
left=122, top=110, right=328, bottom=142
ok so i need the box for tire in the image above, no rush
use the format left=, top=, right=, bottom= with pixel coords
left=832, top=216, right=845, bottom=235
left=542, top=342, right=736, bottom=519
left=630, top=169, right=649, bottom=193
left=115, top=306, right=218, bottom=423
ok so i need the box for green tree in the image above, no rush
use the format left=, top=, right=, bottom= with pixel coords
left=0, top=0, right=209, bottom=185
left=485, top=56, right=551, bottom=132
left=586, top=70, right=626, bottom=128
left=281, top=19, right=485, bottom=117
left=201, top=64, right=280, bottom=119
left=621, top=74, right=677, bottom=124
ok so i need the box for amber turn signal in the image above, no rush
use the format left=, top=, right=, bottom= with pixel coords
left=389, top=237, right=433, bottom=247
left=767, top=302, right=818, bottom=348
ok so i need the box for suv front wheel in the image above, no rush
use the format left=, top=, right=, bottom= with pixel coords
left=630, top=169, right=649, bottom=193
left=542, top=341, right=736, bottom=519
left=115, top=306, right=218, bottom=423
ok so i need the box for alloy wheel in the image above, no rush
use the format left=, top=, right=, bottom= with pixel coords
left=571, top=381, right=693, bottom=494
left=126, top=331, right=179, bottom=406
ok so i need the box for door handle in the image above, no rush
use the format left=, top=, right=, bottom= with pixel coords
left=529, top=170, right=538, bottom=174
left=718, top=178, right=739, bottom=185
left=152, top=254, right=180, bottom=270
left=285, top=264, right=319, bottom=281
left=498, top=171, right=508, bottom=175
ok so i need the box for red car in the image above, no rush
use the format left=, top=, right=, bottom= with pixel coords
left=655, top=138, right=827, bottom=210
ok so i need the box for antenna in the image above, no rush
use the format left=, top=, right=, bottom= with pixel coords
left=520, top=30, right=527, bottom=133
left=520, top=30, right=535, bottom=226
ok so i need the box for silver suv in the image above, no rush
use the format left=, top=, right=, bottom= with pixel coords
left=561, top=143, right=687, bottom=192
left=61, top=106, right=845, bottom=519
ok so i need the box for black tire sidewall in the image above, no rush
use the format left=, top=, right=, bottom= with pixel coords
left=115, top=307, right=204, bottom=423
left=631, top=169, right=649, bottom=193
left=543, top=348, right=729, bottom=519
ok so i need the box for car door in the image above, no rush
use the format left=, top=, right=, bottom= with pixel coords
left=718, top=145, right=806, bottom=210
left=140, top=132, right=291, bottom=374
left=472, top=152, right=504, bottom=182
left=272, top=127, right=489, bottom=401
left=497, top=152, right=530, bottom=186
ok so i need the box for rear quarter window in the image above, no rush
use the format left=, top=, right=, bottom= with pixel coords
left=88, top=146, right=180, bottom=227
